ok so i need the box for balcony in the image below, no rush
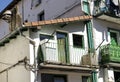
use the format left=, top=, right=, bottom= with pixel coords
left=37, top=42, right=91, bottom=66
left=94, top=0, right=120, bottom=24
left=100, top=44, right=120, bottom=64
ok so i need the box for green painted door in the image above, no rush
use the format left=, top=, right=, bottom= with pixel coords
left=110, top=32, right=118, bottom=46
left=57, top=32, right=69, bottom=63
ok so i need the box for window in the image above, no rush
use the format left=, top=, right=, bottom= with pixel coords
left=40, top=34, right=53, bottom=41
left=82, top=76, right=91, bottom=82
left=73, top=34, right=84, bottom=48
left=41, top=73, right=67, bottom=82
left=109, top=30, right=119, bottom=46
left=38, top=11, right=44, bottom=21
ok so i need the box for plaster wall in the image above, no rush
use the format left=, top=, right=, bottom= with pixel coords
left=0, top=31, right=30, bottom=82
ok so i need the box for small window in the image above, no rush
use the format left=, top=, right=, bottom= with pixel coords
left=109, top=30, right=119, bottom=46
left=73, top=34, right=84, bottom=48
left=82, top=76, right=91, bottom=82
left=41, top=73, right=67, bottom=82
left=38, top=11, right=44, bottom=21
left=40, top=34, right=53, bottom=41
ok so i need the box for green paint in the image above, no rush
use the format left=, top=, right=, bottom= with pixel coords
left=92, top=71, right=97, bottom=82
left=101, top=44, right=120, bottom=63
left=37, top=45, right=44, bottom=64
left=57, top=32, right=69, bottom=64
left=83, top=0, right=90, bottom=14
left=86, top=21, right=94, bottom=52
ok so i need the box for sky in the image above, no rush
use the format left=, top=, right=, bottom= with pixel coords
left=0, top=0, right=13, bottom=12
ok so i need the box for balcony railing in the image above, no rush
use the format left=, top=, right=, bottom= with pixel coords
left=100, top=44, right=120, bottom=63
left=94, top=0, right=120, bottom=17
left=37, top=42, right=89, bottom=65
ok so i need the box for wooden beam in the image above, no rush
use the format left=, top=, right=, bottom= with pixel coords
left=24, top=15, right=92, bottom=27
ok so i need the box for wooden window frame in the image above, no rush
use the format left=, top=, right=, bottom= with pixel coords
left=72, top=34, right=84, bottom=48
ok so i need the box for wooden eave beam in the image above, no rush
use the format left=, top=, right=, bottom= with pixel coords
left=24, top=15, right=93, bottom=27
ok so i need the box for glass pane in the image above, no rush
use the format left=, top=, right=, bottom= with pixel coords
left=73, top=34, right=84, bottom=48
left=54, top=77, right=65, bottom=82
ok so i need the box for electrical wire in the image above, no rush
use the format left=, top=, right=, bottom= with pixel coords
left=0, top=56, right=37, bottom=74
left=0, top=57, right=28, bottom=74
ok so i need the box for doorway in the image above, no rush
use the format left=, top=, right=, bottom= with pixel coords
left=56, top=32, right=69, bottom=63
left=114, top=71, right=120, bottom=82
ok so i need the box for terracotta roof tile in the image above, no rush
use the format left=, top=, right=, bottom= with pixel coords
left=24, top=15, right=92, bottom=27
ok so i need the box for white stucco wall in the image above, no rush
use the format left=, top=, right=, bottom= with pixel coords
left=0, top=31, right=30, bottom=82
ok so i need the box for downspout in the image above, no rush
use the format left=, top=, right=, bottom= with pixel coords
left=19, top=29, right=38, bottom=82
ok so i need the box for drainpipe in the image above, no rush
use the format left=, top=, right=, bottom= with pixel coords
left=19, top=29, right=38, bottom=82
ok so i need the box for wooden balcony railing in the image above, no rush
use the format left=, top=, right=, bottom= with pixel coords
left=37, top=42, right=89, bottom=65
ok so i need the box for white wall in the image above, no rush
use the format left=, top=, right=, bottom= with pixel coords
left=93, top=18, right=120, bottom=82
left=0, top=0, right=83, bottom=39
left=0, top=31, right=30, bottom=82
left=93, top=18, right=120, bottom=49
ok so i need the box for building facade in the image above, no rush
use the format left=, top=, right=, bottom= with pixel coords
left=0, top=0, right=120, bottom=82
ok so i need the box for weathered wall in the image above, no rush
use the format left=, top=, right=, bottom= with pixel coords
left=0, top=31, right=30, bottom=82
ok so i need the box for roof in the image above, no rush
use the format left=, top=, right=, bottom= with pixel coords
left=0, top=15, right=92, bottom=46
left=24, top=15, right=93, bottom=27
left=0, top=0, right=21, bottom=18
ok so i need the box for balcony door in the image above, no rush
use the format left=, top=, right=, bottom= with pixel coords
left=110, top=30, right=119, bottom=46
left=57, top=32, right=69, bottom=63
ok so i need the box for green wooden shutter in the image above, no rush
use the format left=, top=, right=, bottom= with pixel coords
left=92, top=71, right=97, bottom=82
left=82, top=0, right=90, bottom=14
left=86, top=21, right=94, bottom=52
